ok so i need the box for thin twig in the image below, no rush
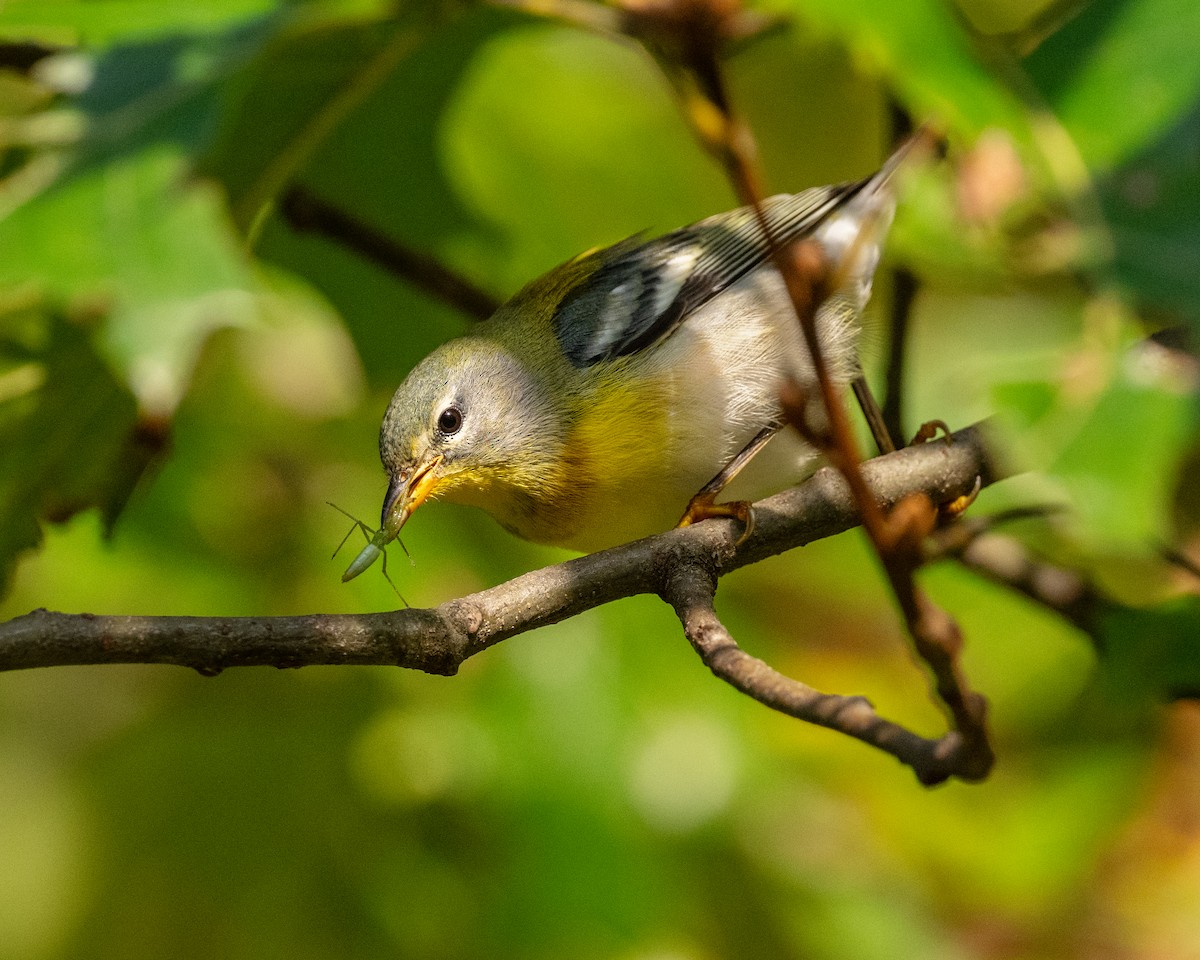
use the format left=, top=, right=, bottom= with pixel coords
left=880, top=101, right=918, bottom=449
left=279, top=186, right=501, bottom=322
left=1159, top=543, right=1200, bottom=587
left=928, top=514, right=1102, bottom=634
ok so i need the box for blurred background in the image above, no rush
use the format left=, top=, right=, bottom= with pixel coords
left=1, top=0, right=1199, bottom=958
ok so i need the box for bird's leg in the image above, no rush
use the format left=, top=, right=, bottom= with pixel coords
left=851, top=374, right=896, bottom=455
left=904, top=420, right=982, bottom=519
left=677, top=421, right=783, bottom=543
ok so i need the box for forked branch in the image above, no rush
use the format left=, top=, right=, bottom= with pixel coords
left=602, top=0, right=995, bottom=778
left=663, top=561, right=984, bottom=785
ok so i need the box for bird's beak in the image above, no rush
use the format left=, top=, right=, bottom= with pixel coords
left=341, top=452, right=443, bottom=582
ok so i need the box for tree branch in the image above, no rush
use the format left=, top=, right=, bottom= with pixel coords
left=279, top=186, right=502, bottom=322
left=662, top=561, right=981, bottom=785
left=0, top=423, right=996, bottom=683
left=606, top=0, right=994, bottom=779
left=929, top=516, right=1102, bottom=634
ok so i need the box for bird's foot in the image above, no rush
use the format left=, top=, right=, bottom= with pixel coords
left=939, top=475, right=983, bottom=521
left=903, top=420, right=978, bottom=520
left=677, top=494, right=755, bottom=545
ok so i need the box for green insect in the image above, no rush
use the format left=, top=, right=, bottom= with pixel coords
left=328, top=502, right=409, bottom=605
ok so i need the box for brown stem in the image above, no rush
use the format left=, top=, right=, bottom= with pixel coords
left=663, top=561, right=989, bottom=784
left=853, top=375, right=897, bottom=456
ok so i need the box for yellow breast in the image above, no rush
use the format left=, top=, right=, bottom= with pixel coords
left=523, top=369, right=686, bottom=550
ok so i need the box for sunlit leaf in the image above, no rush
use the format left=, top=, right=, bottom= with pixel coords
left=0, top=18, right=274, bottom=412
left=992, top=335, right=1198, bottom=566
left=769, top=0, right=1030, bottom=138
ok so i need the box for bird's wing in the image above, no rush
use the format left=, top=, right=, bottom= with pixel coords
left=551, top=179, right=865, bottom=369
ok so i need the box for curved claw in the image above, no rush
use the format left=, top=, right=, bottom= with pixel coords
left=677, top=494, right=755, bottom=546
left=939, top=475, right=983, bottom=520
left=910, top=419, right=952, bottom=446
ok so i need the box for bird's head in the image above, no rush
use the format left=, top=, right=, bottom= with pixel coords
left=341, top=336, right=563, bottom=581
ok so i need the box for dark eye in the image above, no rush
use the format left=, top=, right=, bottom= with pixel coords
left=437, top=405, right=463, bottom=436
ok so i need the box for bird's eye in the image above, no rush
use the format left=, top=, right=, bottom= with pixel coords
left=437, top=405, right=463, bottom=436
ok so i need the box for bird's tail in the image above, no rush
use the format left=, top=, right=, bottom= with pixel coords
left=873, top=123, right=940, bottom=190
left=818, top=124, right=936, bottom=304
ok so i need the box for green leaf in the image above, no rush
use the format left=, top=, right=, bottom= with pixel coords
left=769, top=0, right=1030, bottom=138
left=0, top=20, right=273, bottom=412
left=0, top=302, right=150, bottom=591
left=1097, top=103, right=1200, bottom=326
left=202, top=13, right=434, bottom=232
left=0, top=146, right=260, bottom=412
left=1024, top=0, right=1200, bottom=170
left=0, top=0, right=280, bottom=48
left=222, top=6, right=530, bottom=384
left=991, top=333, right=1198, bottom=565
left=1094, top=596, right=1200, bottom=704
left=1047, top=347, right=1198, bottom=548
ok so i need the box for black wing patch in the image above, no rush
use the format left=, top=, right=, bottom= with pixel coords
left=553, top=179, right=864, bottom=368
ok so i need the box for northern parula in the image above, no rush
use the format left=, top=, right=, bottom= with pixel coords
left=342, top=143, right=913, bottom=580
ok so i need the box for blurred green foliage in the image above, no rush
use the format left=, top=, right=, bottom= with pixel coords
left=1, top=1, right=1199, bottom=959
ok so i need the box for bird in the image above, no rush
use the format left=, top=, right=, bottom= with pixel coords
left=341, top=139, right=918, bottom=581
